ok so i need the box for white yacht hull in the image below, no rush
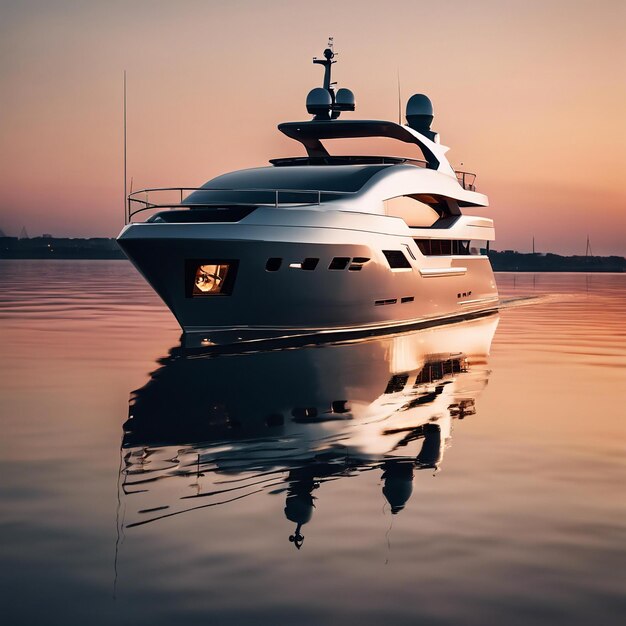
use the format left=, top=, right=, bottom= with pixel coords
left=118, top=221, right=499, bottom=347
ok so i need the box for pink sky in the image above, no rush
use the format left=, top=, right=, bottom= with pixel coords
left=1, top=0, right=624, bottom=254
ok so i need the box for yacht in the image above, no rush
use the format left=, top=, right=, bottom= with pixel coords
left=117, top=42, right=498, bottom=346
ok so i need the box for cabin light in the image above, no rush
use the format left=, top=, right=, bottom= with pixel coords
left=193, top=263, right=230, bottom=295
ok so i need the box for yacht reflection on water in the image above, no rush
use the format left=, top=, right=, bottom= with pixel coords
left=121, top=315, right=498, bottom=548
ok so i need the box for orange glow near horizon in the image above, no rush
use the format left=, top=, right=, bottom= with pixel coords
left=0, top=0, right=624, bottom=255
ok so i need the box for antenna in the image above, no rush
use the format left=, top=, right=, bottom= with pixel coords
left=397, top=67, right=402, bottom=125
left=313, top=37, right=336, bottom=91
left=123, top=70, right=127, bottom=225
left=308, top=39, right=355, bottom=119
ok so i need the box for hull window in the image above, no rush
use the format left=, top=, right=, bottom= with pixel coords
left=186, top=260, right=238, bottom=297
left=266, top=258, right=282, bottom=271
left=289, top=258, right=319, bottom=270
left=329, top=257, right=350, bottom=270
left=382, top=250, right=412, bottom=269
left=348, top=257, right=370, bottom=271
left=414, top=239, right=488, bottom=256
left=375, top=298, right=398, bottom=306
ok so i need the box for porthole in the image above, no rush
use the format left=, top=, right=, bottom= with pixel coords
left=348, top=257, right=370, bottom=271
left=329, top=257, right=350, bottom=270
left=266, top=257, right=282, bottom=271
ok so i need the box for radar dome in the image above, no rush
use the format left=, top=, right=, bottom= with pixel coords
left=335, top=88, right=355, bottom=111
left=406, top=93, right=434, bottom=137
left=306, top=87, right=332, bottom=118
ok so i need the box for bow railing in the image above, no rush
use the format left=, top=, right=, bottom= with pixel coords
left=126, top=187, right=355, bottom=223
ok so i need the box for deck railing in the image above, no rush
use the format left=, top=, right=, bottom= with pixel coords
left=455, top=171, right=477, bottom=191
left=126, top=187, right=355, bottom=224
left=126, top=172, right=478, bottom=224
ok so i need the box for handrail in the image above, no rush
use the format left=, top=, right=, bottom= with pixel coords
left=455, top=170, right=477, bottom=192
left=125, top=174, right=479, bottom=223
left=126, top=187, right=356, bottom=223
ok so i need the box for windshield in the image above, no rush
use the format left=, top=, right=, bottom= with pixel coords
left=183, top=165, right=388, bottom=206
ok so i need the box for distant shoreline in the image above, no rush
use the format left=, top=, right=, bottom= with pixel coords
left=487, top=250, right=625, bottom=273
left=1, top=237, right=624, bottom=272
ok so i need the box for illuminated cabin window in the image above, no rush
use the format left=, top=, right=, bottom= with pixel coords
left=186, top=260, right=238, bottom=297
left=414, top=239, right=489, bottom=256
left=383, top=195, right=440, bottom=227
left=193, top=264, right=230, bottom=295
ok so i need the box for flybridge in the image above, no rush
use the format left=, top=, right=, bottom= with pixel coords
left=276, top=120, right=476, bottom=191
left=277, top=119, right=441, bottom=168
left=276, top=40, right=476, bottom=190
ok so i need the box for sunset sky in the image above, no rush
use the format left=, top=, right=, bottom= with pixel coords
left=1, top=0, right=624, bottom=254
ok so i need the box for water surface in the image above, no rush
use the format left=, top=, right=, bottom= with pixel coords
left=0, top=262, right=624, bottom=625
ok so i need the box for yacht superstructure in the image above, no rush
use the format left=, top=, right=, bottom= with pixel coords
left=117, top=43, right=498, bottom=346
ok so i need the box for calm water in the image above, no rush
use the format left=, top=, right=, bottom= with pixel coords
left=0, top=262, right=624, bottom=626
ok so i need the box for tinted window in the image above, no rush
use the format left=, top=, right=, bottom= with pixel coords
left=184, top=165, right=390, bottom=206
left=382, top=250, right=412, bottom=269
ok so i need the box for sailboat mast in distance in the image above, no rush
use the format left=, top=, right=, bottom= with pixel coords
left=123, top=70, right=127, bottom=225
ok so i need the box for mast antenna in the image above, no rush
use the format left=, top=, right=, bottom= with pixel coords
left=313, top=36, right=336, bottom=91
left=123, top=70, right=128, bottom=225
left=308, top=39, right=355, bottom=119
left=397, top=67, right=402, bottom=125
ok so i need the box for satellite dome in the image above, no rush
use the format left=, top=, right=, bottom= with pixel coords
left=306, top=87, right=332, bottom=118
left=406, top=94, right=435, bottom=137
left=335, top=88, right=355, bottom=111
left=406, top=93, right=433, bottom=117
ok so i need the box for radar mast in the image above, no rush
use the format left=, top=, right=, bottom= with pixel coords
left=306, top=38, right=355, bottom=120
left=313, top=36, right=336, bottom=92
